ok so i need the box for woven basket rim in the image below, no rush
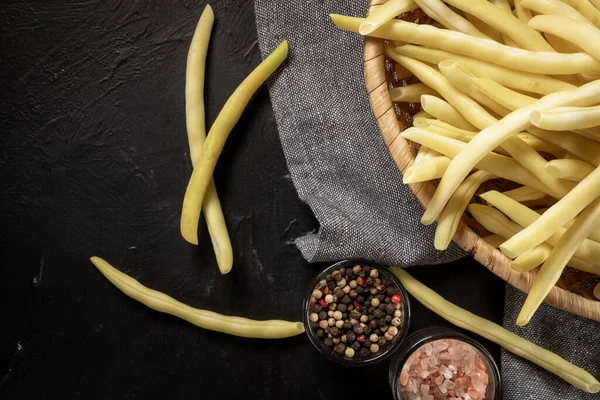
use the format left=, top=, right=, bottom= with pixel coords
left=363, top=0, right=600, bottom=322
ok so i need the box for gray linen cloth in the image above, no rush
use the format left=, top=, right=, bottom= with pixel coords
left=254, top=0, right=600, bottom=398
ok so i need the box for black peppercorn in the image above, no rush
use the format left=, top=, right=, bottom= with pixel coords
left=328, top=281, right=336, bottom=290
left=386, top=286, right=395, bottom=296
left=386, top=304, right=395, bottom=315
left=346, top=271, right=354, bottom=280
left=350, top=310, right=361, bottom=319
left=334, top=288, right=344, bottom=299
left=366, top=277, right=374, bottom=286
left=311, top=304, right=323, bottom=313
left=325, top=274, right=332, bottom=281
left=349, top=289, right=358, bottom=299
left=374, top=329, right=382, bottom=336
left=364, top=299, right=371, bottom=308
left=342, top=312, right=349, bottom=320
left=378, top=337, right=387, bottom=346
left=359, top=348, right=370, bottom=357
left=364, top=340, right=371, bottom=348
left=346, top=331, right=356, bottom=342
left=374, top=309, right=385, bottom=319
left=385, top=315, right=392, bottom=323
left=337, top=303, right=347, bottom=313
left=379, top=318, right=387, bottom=327
left=377, top=294, right=385, bottom=302
left=369, top=319, right=378, bottom=329
left=356, top=295, right=365, bottom=303
left=341, top=295, right=352, bottom=304
left=343, top=321, right=352, bottom=330
left=316, top=329, right=324, bottom=338
left=334, top=343, right=346, bottom=354
left=356, top=286, right=364, bottom=294
left=351, top=341, right=361, bottom=351
left=379, top=303, right=386, bottom=311
left=319, top=311, right=328, bottom=320
left=353, top=325, right=364, bottom=335
left=381, top=325, right=389, bottom=333
left=381, top=277, right=392, bottom=286
left=330, top=327, right=340, bottom=337
left=324, top=337, right=333, bottom=347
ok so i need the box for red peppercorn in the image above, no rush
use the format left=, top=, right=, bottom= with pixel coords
left=357, top=277, right=366, bottom=286
left=320, top=299, right=328, bottom=308
left=357, top=335, right=366, bottom=343
left=354, top=301, right=363, bottom=312
left=391, top=294, right=401, bottom=304
left=323, top=286, right=330, bottom=295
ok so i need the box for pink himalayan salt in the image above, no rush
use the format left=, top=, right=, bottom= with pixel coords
left=400, top=371, right=409, bottom=386
left=398, top=338, right=489, bottom=400
left=421, top=357, right=430, bottom=370
left=428, top=355, right=438, bottom=366
left=421, top=384, right=430, bottom=395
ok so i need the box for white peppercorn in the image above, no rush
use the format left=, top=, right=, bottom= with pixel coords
left=332, top=337, right=340, bottom=344
left=313, top=289, right=323, bottom=300
left=369, top=269, right=379, bottom=278
left=325, top=294, right=334, bottom=304
left=384, top=332, right=394, bottom=341
left=393, top=310, right=402, bottom=318
left=370, top=343, right=379, bottom=353
left=333, top=311, right=343, bottom=320
left=352, top=265, right=361, bottom=275
left=349, top=280, right=357, bottom=289
left=319, top=320, right=329, bottom=329
left=342, top=285, right=351, bottom=294
left=335, top=320, right=344, bottom=328
left=337, top=278, right=346, bottom=288
left=360, top=315, right=369, bottom=323
left=371, top=298, right=380, bottom=307
left=369, top=334, right=379, bottom=343
left=345, top=347, right=355, bottom=358
left=327, top=310, right=334, bottom=317
left=328, top=318, right=336, bottom=327
left=388, top=326, right=398, bottom=336
left=310, top=313, right=319, bottom=322
left=391, top=317, right=402, bottom=327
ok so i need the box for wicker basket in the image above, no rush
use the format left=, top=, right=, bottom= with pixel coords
left=363, top=0, right=600, bottom=321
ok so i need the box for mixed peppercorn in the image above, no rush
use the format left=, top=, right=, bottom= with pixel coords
left=308, top=264, right=405, bottom=360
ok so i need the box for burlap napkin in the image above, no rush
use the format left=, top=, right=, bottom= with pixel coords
left=254, top=0, right=599, bottom=398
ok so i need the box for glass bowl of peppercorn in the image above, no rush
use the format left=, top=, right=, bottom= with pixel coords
left=303, top=260, right=411, bottom=366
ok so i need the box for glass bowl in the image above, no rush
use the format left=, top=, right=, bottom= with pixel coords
left=303, top=259, right=411, bottom=366
left=389, top=326, right=501, bottom=399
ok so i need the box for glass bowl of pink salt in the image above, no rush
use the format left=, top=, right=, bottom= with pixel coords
left=389, top=327, right=500, bottom=400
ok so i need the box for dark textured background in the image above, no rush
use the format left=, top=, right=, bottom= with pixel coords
left=0, top=1, right=504, bottom=398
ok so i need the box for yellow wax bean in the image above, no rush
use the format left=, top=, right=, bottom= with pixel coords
left=330, top=14, right=600, bottom=74
left=90, top=257, right=304, bottom=339
left=181, top=41, right=288, bottom=244
left=185, top=5, right=233, bottom=273
left=391, top=268, right=600, bottom=393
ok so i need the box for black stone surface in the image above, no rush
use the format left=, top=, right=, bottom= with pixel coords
left=0, top=1, right=505, bottom=398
